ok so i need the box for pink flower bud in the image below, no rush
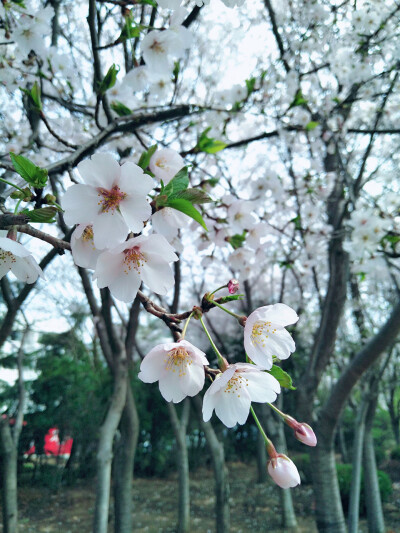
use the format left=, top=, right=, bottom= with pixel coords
left=227, top=279, right=239, bottom=294
left=294, top=423, right=317, bottom=447
left=268, top=454, right=301, bottom=489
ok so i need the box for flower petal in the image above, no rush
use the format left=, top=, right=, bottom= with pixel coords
left=119, top=196, right=151, bottom=233
left=77, top=153, right=121, bottom=189
left=120, top=162, right=154, bottom=195
left=92, top=211, right=129, bottom=250
left=62, top=184, right=100, bottom=226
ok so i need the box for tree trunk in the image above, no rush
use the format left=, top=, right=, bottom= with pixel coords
left=363, top=399, right=385, bottom=533
left=347, top=399, right=368, bottom=533
left=113, top=386, right=140, bottom=533
left=0, top=424, right=18, bottom=533
left=312, top=430, right=346, bottom=533
left=192, top=396, right=230, bottom=533
left=167, top=400, right=190, bottom=533
left=93, top=356, right=128, bottom=533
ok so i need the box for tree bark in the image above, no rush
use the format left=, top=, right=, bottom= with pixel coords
left=113, top=386, right=139, bottom=533
left=0, top=425, right=18, bottom=533
left=192, top=396, right=230, bottom=533
left=313, top=299, right=400, bottom=533
left=347, top=399, right=368, bottom=533
left=93, top=350, right=128, bottom=533
left=363, top=397, right=385, bottom=533
left=312, top=435, right=346, bottom=533
left=167, top=400, right=191, bottom=533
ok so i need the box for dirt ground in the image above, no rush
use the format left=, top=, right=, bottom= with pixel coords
left=2, top=462, right=400, bottom=533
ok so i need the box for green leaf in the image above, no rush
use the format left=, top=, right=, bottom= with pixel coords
left=23, top=207, right=58, bottom=223
left=305, top=121, right=319, bottom=131
left=98, top=64, right=119, bottom=95
left=137, top=144, right=158, bottom=170
left=10, top=152, right=48, bottom=188
left=140, top=0, right=156, bottom=5
left=290, top=89, right=308, bottom=108
left=197, top=128, right=227, bottom=154
left=218, top=294, right=244, bottom=304
left=290, top=215, right=302, bottom=231
left=245, top=77, right=256, bottom=95
left=228, top=232, right=246, bottom=250
left=172, top=188, right=213, bottom=205
left=162, top=167, right=189, bottom=197
left=111, top=101, right=132, bottom=116
left=165, top=198, right=208, bottom=230
left=30, top=81, right=42, bottom=110
left=268, top=365, right=296, bottom=390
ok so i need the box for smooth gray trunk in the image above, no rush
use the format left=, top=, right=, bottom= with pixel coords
left=348, top=400, right=368, bottom=533
left=363, top=401, right=385, bottom=533
left=192, top=396, right=230, bottom=533
left=312, top=439, right=346, bottom=533
left=93, top=359, right=128, bottom=533
left=167, top=400, right=190, bottom=533
left=0, top=429, right=18, bottom=533
left=113, top=386, right=139, bottom=533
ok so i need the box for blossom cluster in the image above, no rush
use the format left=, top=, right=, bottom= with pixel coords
left=139, top=299, right=316, bottom=489
left=61, top=151, right=191, bottom=302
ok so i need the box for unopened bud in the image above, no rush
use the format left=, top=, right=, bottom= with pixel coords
left=268, top=454, right=301, bottom=489
left=227, top=279, right=239, bottom=294
left=284, top=416, right=317, bottom=447
left=294, top=423, right=317, bottom=447
left=44, top=194, right=57, bottom=204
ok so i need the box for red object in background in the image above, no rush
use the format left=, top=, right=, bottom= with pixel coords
left=24, top=428, right=73, bottom=458
left=59, top=437, right=73, bottom=456
left=44, top=427, right=60, bottom=455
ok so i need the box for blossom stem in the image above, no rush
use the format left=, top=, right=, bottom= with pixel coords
left=209, top=284, right=227, bottom=296
left=0, top=178, right=26, bottom=195
left=199, top=316, right=225, bottom=369
left=268, top=402, right=286, bottom=419
left=250, top=405, right=273, bottom=449
left=14, top=199, right=22, bottom=214
left=208, top=298, right=243, bottom=320
left=181, top=311, right=194, bottom=339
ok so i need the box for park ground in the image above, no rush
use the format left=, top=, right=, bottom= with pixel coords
left=1, top=462, right=399, bottom=533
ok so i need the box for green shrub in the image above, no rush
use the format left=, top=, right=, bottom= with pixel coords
left=336, top=463, right=392, bottom=514
left=391, top=445, right=400, bottom=461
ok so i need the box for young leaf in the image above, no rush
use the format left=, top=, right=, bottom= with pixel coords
left=165, top=198, right=208, bottom=230
left=172, top=188, right=213, bottom=204
left=137, top=144, right=158, bottom=170
left=218, top=294, right=244, bottom=304
left=23, top=207, right=58, bottom=223
left=111, top=101, right=132, bottom=116
left=163, top=167, right=189, bottom=197
left=197, top=127, right=227, bottom=154
left=268, top=365, right=296, bottom=390
left=98, top=64, right=119, bottom=95
left=290, top=89, right=308, bottom=108
left=305, top=121, right=319, bottom=131
left=30, top=81, right=42, bottom=111
left=228, top=232, right=246, bottom=250
left=10, top=153, right=48, bottom=188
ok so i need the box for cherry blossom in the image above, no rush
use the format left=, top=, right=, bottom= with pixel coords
left=244, top=304, right=299, bottom=369
left=151, top=207, right=191, bottom=242
left=268, top=454, right=301, bottom=489
left=70, top=224, right=101, bottom=270
left=138, top=340, right=209, bottom=403
left=0, top=237, right=44, bottom=284
left=93, top=234, right=178, bottom=302
left=62, top=153, right=153, bottom=250
left=149, top=148, right=185, bottom=184
left=202, top=363, right=280, bottom=428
